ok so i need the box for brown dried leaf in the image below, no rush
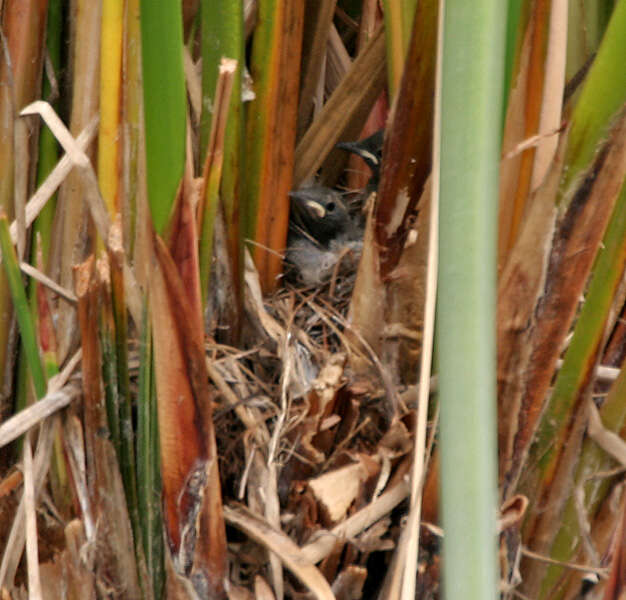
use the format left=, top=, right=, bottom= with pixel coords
left=150, top=234, right=226, bottom=597
left=500, top=108, right=626, bottom=497
left=308, top=459, right=378, bottom=524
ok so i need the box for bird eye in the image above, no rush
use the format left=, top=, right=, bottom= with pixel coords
left=326, top=202, right=335, bottom=212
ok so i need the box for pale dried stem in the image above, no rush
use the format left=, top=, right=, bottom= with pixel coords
left=19, top=261, right=77, bottom=303
left=23, top=433, right=42, bottom=600
left=301, top=478, right=410, bottom=564
left=399, top=3, right=443, bottom=596
left=0, top=349, right=82, bottom=448
left=0, top=419, right=55, bottom=589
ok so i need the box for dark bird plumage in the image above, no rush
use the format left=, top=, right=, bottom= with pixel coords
left=336, top=129, right=384, bottom=190
left=289, top=187, right=356, bottom=244
left=286, top=187, right=362, bottom=285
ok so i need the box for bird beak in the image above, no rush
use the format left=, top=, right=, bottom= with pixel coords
left=305, top=200, right=325, bottom=219
left=289, top=190, right=326, bottom=219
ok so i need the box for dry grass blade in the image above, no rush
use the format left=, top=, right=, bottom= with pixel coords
left=183, top=46, right=202, bottom=126
left=324, top=24, right=351, bottom=97
left=6, top=116, right=98, bottom=246
left=348, top=0, right=436, bottom=391
left=497, top=2, right=566, bottom=270
left=51, top=0, right=101, bottom=364
left=64, top=415, right=96, bottom=543
left=20, top=101, right=143, bottom=326
left=0, top=0, right=49, bottom=392
left=399, top=3, right=443, bottom=595
left=19, top=262, right=77, bottom=303
left=293, top=26, right=385, bottom=186
left=0, top=419, right=55, bottom=590
left=13, top=118, right=29, bottom=260
left=21, top=101, right=109, bottom=240
left=587, top=402, right=626, bottom=467
left=23, top=434, right=42, bottom=600
left=224, top=504, right=336, bottom=600
left=529, top=0, right=567, bottom=192
left=296, top=0, right=337, bottom=138
left=601, top=497, right=626, bottom=600
left=0, top=386, right=76, bottom=449
left=373, top=0, right=437, bottom=277
left=0, top=348, right=80, bottom=447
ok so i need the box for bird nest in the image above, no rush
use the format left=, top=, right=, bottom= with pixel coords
left=202, top=252, right=435, bottom=597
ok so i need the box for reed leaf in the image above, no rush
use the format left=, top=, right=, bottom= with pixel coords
left=0, top=0, right=48, bottom=391
left=99, top=0, right=124, bottom=216
left=381, top=0, right=417, bottom=96
left=0, top=217, right=46, bottom=400
left=562, top=0, right=626, bottom=197
left=139, top=0, right=186, bottom=235
left=247, top=0, right=304, bottom=291
left=198, top=59, right=236, bottom=309
left=136, top=302, right=164, bottom=599
left=520, top=169, right=626, bottom=597
left=201, top=0, right=245, bottom=336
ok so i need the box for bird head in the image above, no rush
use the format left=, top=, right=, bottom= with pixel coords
left=336, top=129, right=384, bottom=188
left=289, top=187, right=352, bottom=246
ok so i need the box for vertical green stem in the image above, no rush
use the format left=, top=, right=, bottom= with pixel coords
left=437, top=1, right=506, bottom=598
left=136, top=303, right=163, bottom=598
left=0, top=217, right=46, bottom=400
left=140, top=0, right=186, bottom=235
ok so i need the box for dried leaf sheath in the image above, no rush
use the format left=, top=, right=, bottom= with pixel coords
left=150, top=232, right=227, bottom=596
left=498, top=108, right=626, bottom=498
left=74, top=257, right=142, bottom=596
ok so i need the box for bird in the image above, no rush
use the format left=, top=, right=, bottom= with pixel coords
left=286, top=186, right=362, bottom=286
left=336, top=129, right=384, bottom=191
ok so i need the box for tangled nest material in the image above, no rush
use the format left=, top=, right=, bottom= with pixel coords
left=202, top=252, right=439, bottom=598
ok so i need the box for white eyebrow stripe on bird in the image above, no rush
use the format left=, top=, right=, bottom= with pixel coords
left=305, top=200, right=326, bottom=218
left=358, top=150, right=379, bottom=165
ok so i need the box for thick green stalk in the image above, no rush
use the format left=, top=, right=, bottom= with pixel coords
left=437, top=1, right=506, bottom=598
left=140, top=0, right=186, bottom=235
